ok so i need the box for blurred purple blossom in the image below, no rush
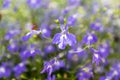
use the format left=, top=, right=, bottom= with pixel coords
left=13, top=62, right=26, bottom=77
left=82, top=32, right=98, bottom=45
left=76, top=64, right=93, bottom=80
left=27, top=0, right=41, bottom=9
left=41, top=58, right=65, bottom=76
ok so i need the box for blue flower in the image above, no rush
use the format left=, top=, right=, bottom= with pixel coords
left=67, top=16, right=76, bottom=26
left=90, top=20, right=103, bottom=32
left=0, top=63, right=11, bottom=78
left=7, top=40, right=19, bottom=52
left=20, top=44, right=41, bottom=60
left=44, top=44, right=56, bottom=54
left=76, top=64, right=93, bottom=80
left=82, top=32, right=98, bottom=45
left=67, top=43, right=86, bottom=62
left=68, top=0, right=81, bottom=6
left=2, top=0, right=11, bottom=8
left=41, top=58, right=65, bottom=76
left=20, top=49, right=41, bottom=60
left=52, top=25, right=77, bottom=49
left=98, top=41, right=110, bottom=58
left=100, top=63, right=120, bottom=80
left=90, top=48, right=102, bottom=65
left=22, top=24, right=51, bottom=41
left=27, top=0, right=41, bottom=9
left=4, top=29, right=20, bottom=40
left=13, top=62, right=26, bottom=77
left=40, top=24, right=51, bottom=38
left=22, top=30, right=41, bottom=41
left=46, top=75, right=56, bottom=80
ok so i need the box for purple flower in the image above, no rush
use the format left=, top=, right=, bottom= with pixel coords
left=90, top=41, right=110, bottom=65
left=98, top=41, right=110, bottom=58
left=76, top=64, right=93, bottom=80
left=100, top=63, right=120, bottom=80
left=4, top=29, right=20, bottom=40
left=91, top=2, right=100, bottom=14
left=58, top=16, right=65, bottom=24
left=0, top=63, right=11, bottom=78
left=52, top=25, right=77, bottom=49
left=22, top=24, right=51, bottom=41
left=67, top=44, right=86, bottom=62
left=22, top=30, right=41, bottom=41
left=41, top=58, right=65, bottom=76
left=27, top=0, right=41, bottom=8
left=68, top=0, right=80, bottom=6
left=20, top=49, right=41, bottom=60
left=13, top=62, right=26, bottom=77
left=7, top=40, right=19, bottom=52
left=90, top=48, right=102, bottom=65
left=90, top=21, right=103, bottom=32
left=82, top=32, right=98, bottom=45
left=40, top=24, right=51, bottom=38
left=20, top=44, right=41, bottom=60
left=67, top=16, right=76, bottom=26
left=44, top=44, right=56, bottom=54
left=46, top=75, right=56, bottom=80
left=41, top=61, right=53, bottom=76
left=2, top=0, right=11, bottom=8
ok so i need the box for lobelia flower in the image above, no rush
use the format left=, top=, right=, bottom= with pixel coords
left=67, top=16, right=76, bottom=27
left=46, top=75, right=56, bottom=80
left=0, top=66, right=10, bottom=78
left=7, top=40, right=19, bottom=52
left=98, top=41, right=110, bottom=58
left=82, top=32, right=98, bottom=45
left=41, top=58, right=65, bottom=76
left=22, top=30, right=41, bottom=41
left=22, top=23, right=51, bottom=41
left=100, top=63, right=120, bottom=80
left=76, top=64, right=93, bottom=80
left=67, top=43, right=86, bottom=62
left=2, top=0, right=11, bottom=8
left=44, top=44, right=56, bottom=54
left=40, top=24, right=51, bottom=38
left=68, top=0, right=81, bottom=6
left=13, top=62, right=26, bottom=77
left=90, top=42, right=110, bottom=66
left=91, top=2, right=100, bottom=14
left=0, top=64, right=11, bottom=78
left=20, top=44, right=41, bottom=60
left=52, top=23, right=77, bottom=49
left=90, top=48, right=102, bottom=65
left=4, top=29, right=20, bottom=40
left=90, top=20, right=104, bottom=32
left=27, top=0, right=41, bottom=9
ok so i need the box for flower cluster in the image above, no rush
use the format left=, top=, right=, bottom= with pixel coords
left=0, top=0, right=120, bottom=79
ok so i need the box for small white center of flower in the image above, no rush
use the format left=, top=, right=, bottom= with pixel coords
left=31, top=50, right=35, bottom=54
left=0, top=67, right=5, bottom=73
left=94, top=53, right=99, bottom=59
left=47, top=65, right=52, bottom=69
left=19, top=63, right=24, bottom=67
left=31, top=0, right=36, bottom=4
left=11, top=44, right=15, bottom=48
left=113, top=70, right=118, bottom=76
left=88, top=35, right=93, bottom=40
left=42, top=29, right=47, bottom=33
left=48, top=45, right=52, bottom=50
left=54, top=60, right=60, bottom=66
left=96, top=22, right=100, bottom=27
left=100, top=48, right=105, bottom=53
